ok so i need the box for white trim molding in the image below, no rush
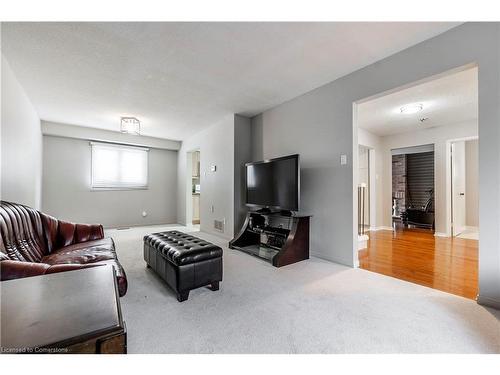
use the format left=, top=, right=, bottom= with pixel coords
left=358, top=234, right=369, bottom=250
left=369, top=226, right=393, bottom=232
left=434, top=232, right=449, bottom=237
left=477, top=295, right=500, bottom=310
left=465, top=226, right=479, bottom=232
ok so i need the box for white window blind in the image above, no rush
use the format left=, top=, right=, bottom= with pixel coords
left=91, top=142, right=149, bottom=189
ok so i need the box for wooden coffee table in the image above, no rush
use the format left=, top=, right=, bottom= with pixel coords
left=0, top=265, right=126, bottom=354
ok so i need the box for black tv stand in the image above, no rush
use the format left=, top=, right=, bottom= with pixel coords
left=229, top=211, right=311, bottom=267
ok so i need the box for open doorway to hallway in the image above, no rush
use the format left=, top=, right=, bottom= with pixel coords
left=186, top=150, right=201, bottom=229
left=354, top=65, right=479, bottom=299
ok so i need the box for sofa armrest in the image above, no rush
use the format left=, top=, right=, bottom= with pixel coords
left=40, top=213, right=104, bottom=252
left=45, top=263, right=103, bottom=274
left=0, top=260, right=104, bottom=281
left=0, top=260, right=50, bottom=281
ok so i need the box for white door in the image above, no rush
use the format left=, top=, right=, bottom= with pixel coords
left=451, top=141, right=466, bottom=236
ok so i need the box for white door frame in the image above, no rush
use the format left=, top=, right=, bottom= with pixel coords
left=445, top=136, right=478, bottom=237
left=357, top=144, right=377, bottom=231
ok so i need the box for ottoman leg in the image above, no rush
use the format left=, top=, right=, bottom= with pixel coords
left=210, top=281, right=220, bottom=291
left=177, top=291, right=189, bottom=302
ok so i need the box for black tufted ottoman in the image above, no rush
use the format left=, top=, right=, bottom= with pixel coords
left=143, top=231, right=223, bottom=302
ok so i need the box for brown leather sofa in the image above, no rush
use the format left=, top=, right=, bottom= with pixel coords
left=0, top=201, right=127, bottom=296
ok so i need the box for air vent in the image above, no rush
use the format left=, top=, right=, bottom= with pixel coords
left=214, top=220, right=224, bottom=232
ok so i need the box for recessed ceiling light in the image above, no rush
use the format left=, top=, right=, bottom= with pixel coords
left=120, top=117, right=141, bottom=135
left=400, top=103, right=423, bottom=114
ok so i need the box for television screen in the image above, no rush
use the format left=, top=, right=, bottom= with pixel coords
left=246, top=154, right=299, bottom=211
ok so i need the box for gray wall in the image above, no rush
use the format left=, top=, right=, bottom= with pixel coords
left=42, top=121, right=181, bottom=151
left=177, top=115, right=235, bottom=239
left=1, top=55, right=42, bottom=208
left=251, top=23, right=500, bottom=308
left=42, top=135, right=178, bottom=227
left=465, top=139, right=479, bottom=227
left=233, top=115, right=252, bottom=234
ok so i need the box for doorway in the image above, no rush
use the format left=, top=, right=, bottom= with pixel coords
left=186, top=150, right=201, bottom=227
left=450, top=138, right=479, bottom=239
left=354, top=64, right=479, bottom=299
left=392, top=145, right=435, bottom=231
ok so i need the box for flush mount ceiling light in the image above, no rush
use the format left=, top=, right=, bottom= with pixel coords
left=120, top=117, right=141, bottom=135
left=400, top=103, right=423, bottom=114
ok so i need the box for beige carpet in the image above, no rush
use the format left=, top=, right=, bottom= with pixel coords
left=106, top=225, right=500, bottom=354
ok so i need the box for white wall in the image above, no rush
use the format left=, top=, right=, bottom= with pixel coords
left=42, top=135, right=178, bottom=227
left=177, top=115, right=236, bottom=239
left=1, top=55, right=42, bottom=208
left=251, top=23, right=500, bottom=308
left=465, top=139, right=479, bottom=227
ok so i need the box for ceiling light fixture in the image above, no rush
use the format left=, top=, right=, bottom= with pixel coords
left=120, top=117, right=141, bottom=135
left=400, top=103, right=423, bottom=114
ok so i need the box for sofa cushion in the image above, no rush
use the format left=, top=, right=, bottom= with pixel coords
left=42, top=238, right=116, bottom=265
left=144, top=231, right=223, bottom=266
left=41, top=237, right=128, bottom=297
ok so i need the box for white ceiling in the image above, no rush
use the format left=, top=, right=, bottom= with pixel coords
left=357, top=66, right=478, bottom=137
left=2, top=22, right=460, bottom=140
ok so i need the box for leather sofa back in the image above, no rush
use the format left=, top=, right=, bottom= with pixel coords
left=41, top=214, right=104, bottom=253
left=0, top=201, right=105, bottom=262
left=0, top=201, right=47, bottom=262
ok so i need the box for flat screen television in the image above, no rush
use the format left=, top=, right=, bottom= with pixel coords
left=245, top=154, right=300, bottom=211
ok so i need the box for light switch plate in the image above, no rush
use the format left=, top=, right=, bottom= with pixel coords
left=210, top=165, right=217, bottom=172
left=340, top=154, right=347, bottom=165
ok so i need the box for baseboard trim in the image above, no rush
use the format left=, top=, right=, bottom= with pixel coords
left=311, top=252, right=354, bottom=268
left=201, top=229, right=233, bottom=241
left=357, top=234, right=368, bottom=251
left=353, top=258, right=360, bottom=268
left=368, top=226, right=393, bottom=232
left=105, top=221, right=179, bottom=230
left=476, top=295, right=500, bottom=310
left=434, top=232, right=449, bottom=238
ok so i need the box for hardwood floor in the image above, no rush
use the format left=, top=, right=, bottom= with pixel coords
left=358, top=228, right=478, bottom=299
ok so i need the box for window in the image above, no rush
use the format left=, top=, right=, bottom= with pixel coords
left=91, top=142, right=149, bottom=189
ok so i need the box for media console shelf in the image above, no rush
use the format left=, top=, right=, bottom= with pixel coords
left=229, top=211, right=311, bottom=267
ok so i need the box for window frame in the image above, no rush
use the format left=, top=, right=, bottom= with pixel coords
left=90, top=141, right=150, bottom=191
